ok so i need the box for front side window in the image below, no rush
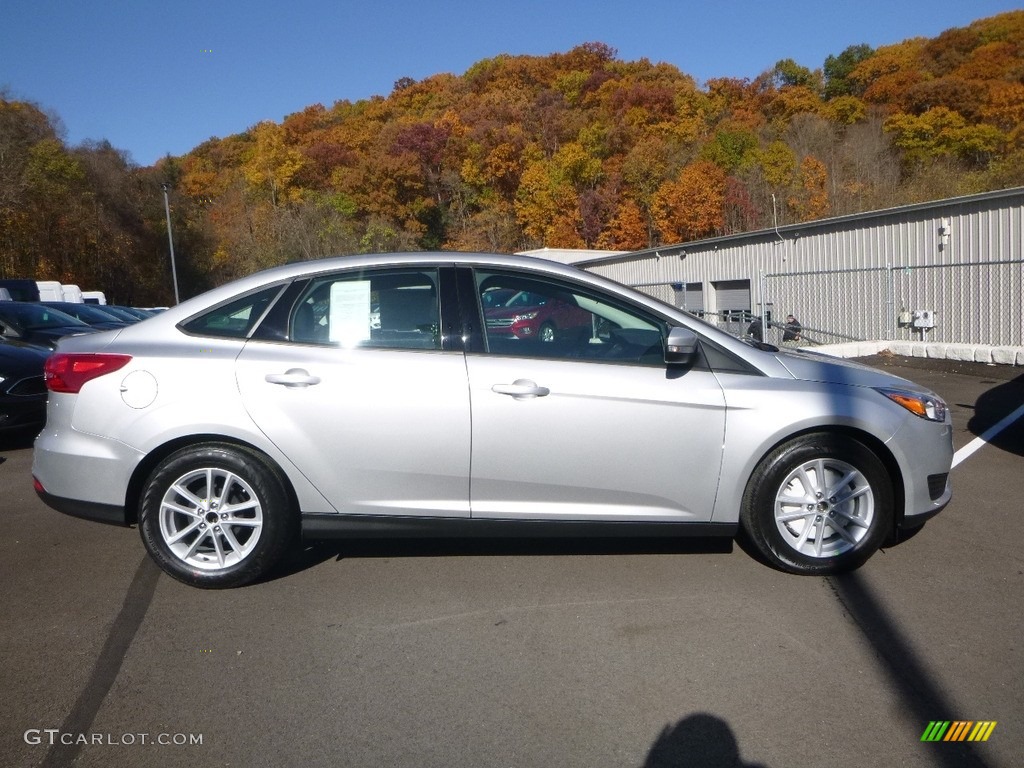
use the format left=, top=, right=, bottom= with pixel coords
left=291, top=269, right=440, bottom=350
left=475, top=270, right=665, bottom=364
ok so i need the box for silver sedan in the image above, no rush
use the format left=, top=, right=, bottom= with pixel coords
left=32, top=253, right=953, bottom=588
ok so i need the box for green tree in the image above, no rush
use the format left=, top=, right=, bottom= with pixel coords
left=772, top=59, right=819, bottom=90
left=700, top=129, right=759, bottom=173
left=823, top=44, right=874, bottom=98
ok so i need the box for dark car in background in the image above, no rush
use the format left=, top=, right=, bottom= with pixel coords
left=102, top=305, right=155, bottom=323
left=41, top=301, right=129, bottom=330
left=0, top=338, right=50, bottom=436
left=0, top=302, right=98, bottom=349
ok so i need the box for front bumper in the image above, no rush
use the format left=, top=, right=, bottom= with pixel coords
left=889, top=415, right=954, bottom=527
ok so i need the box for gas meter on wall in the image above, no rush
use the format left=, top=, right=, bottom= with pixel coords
left=912, top=309, right=936, bottom=329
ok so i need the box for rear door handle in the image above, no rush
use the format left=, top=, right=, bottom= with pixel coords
left=265, top=368, right=321, bottom=388
left=491, top=379, right=550, bottom=400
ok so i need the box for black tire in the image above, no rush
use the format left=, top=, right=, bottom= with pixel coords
left=139, top=443, right=296, bottom=588
left=740, top=434, right=893, bottom=575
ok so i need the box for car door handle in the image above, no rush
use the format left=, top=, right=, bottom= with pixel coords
left=265, top=368, right=321, bottom=388
left=491, top=379, right=550, bottom=399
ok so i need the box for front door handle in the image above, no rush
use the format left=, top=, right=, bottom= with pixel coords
left=266, top=368, right=321, bottom=388
left=491, top=379, right=550, bottom=400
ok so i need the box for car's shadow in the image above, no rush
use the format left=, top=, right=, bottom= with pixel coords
left=267, top=535, right=735, bottom=582
left=965, top=370, right=1024, bottom=458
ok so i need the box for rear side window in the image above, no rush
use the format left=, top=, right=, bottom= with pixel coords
left=290, top=269, right=440, bottom=350
left=181, top=285, right=284, bottom=339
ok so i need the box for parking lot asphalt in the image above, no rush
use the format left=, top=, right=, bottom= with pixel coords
left=0, top=355, right=1021, bottom=768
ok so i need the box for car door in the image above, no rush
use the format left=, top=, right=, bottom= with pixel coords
left=465, top=269, right=727, bottom=522
left=235, top=267, right=472, bottom=517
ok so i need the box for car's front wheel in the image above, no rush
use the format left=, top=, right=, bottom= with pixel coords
left=740, top=434, right=894, bottom=575
left=139, top=443, right=296, bottom=588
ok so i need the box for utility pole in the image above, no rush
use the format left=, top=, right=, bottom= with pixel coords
left=161, top=182, right=181, bottom=304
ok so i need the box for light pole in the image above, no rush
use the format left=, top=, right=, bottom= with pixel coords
left=160, top=182, right=181, bottom=304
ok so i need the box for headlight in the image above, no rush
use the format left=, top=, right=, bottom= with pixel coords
left=513, top=311, right=538, bottom=322
left=876, top=387, right=948, bottom=422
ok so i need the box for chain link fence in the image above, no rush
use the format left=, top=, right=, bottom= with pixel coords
left=625, top=259, right=1024, bottom=348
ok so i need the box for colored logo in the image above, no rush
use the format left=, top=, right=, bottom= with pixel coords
left=921, top=721, right=997, bottom=742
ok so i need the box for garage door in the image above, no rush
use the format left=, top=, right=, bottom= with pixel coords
left=712, top=279, right=751, bottom=334
left=673, top=282, right=704, bottom=315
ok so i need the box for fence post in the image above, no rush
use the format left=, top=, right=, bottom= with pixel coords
left=885, top=263, right=894, bottom=341
left=758, top=270, right=768, bottom=337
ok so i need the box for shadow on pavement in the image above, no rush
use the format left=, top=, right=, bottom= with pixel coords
left=827, top=571, right=992, bottom=768
left=268, top=536, right=735, bottom=582
left=966, top=371, right=1024, bottom=458
left=40, top=556, right=162, bottom=768
left=644, top=713, right=767, bottom=768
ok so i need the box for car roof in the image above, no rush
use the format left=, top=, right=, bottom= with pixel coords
left=151, top=252, right=606, bottom=323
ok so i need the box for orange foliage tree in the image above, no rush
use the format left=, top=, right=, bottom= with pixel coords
left=652, top=160, right=727, bottom=242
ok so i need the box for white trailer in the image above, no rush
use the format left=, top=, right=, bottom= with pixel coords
left=36, top=281, right=63, bottom=301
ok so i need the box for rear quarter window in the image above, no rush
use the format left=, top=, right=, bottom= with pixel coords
left=180, top=285, right=285, bottom=339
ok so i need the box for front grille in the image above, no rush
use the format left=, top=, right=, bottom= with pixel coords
left=7, top=375, right=47, bottom=397
left=927, top=473, right=948, bottom=501
left=486, top=318, right=514, bottom=328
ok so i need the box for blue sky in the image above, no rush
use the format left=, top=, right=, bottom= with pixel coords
left=2, top=1, right=1019, bottom=167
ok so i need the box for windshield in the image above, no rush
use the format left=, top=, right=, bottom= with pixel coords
left=0, top=303, right=89, bottom=331
left=47, top=303, right=122, bottom=324
left=110, top=306, right=153, bottom=320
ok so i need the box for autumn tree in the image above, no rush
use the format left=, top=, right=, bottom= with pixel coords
left=788, top=155, right=830, bottom=220
left=598, top=198, right=649, bottom=250
left=242, top=121, right=305, bottom=207
left=884, top=107, right=1005, bottom=167
left=652, top=160, right=727, bottom=243
left=849, top=39, right=928, bottom=106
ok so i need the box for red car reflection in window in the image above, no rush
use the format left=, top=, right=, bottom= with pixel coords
left=483, top=289, right=592, bottom=342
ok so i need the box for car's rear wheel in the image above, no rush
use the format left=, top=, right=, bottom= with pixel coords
left=139, top=443, right=296, bottom=588
left=740, top=434, right=893, bottom=575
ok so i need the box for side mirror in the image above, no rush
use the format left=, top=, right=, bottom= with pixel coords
left=665, top=326, right=698, bottom=364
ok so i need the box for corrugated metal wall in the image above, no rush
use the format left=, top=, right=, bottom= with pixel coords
left=580, top=188, right=1024, bottom=347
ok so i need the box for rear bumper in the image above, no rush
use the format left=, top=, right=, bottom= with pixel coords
left=34, top=485, right=130, bottom=527
left=32, top=422, right=144, bottom=509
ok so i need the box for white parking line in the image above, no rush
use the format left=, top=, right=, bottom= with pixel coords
left=951, top=401, right=1024, bottom=468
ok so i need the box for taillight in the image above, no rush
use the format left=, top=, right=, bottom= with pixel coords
left=44, top=353, right=132, bottom=394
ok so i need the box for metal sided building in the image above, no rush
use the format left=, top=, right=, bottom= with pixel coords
left=573, top=187, right=1024, bottom=349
